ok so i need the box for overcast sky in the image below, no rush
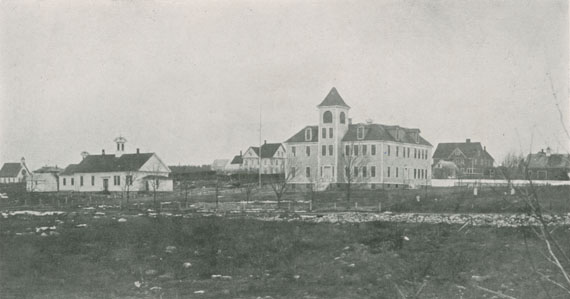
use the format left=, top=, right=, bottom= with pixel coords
left=0, top=0, right=568, bottom=168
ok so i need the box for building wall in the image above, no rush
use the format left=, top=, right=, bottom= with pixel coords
left=285, top=142, right=319, bottom=183
left=27, top=173, right=59, bottom=192
left=242, top=147, right=286, bottom=174
left=59, top=171, right=172, bottom=192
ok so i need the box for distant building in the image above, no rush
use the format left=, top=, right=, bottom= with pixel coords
left=242, top=142, right=286, bottom=174
left=432, top=139, right=494, bottom=178
left=59, top=137, right=173, bottom=192
left=526, top=148, right=570, bottom=180
left=211, top=159, right=229, bottom=172
left=27, top=166, right=64, bottom=192
left=432, top=160, right=459, bottom=179
left=225, top=152, right=244, bottom=173
left=284, top=87, right=433, bottom=190
left=0, top=158, right=31, bottom=184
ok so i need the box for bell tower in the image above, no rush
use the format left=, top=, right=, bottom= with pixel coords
left=114, top=136, right=127, bottom=158
left=317, top=87, right=350, bottom=183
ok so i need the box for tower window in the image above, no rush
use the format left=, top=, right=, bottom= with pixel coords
left=329, top=128, right=333, bottom=138
left=357, top=126, right=365, bottom=139
left=371, top=145, right=376, bottom=155
left=323, top=111, right=333, bottom=123
left=340, top=112, right=346, bottom=124
left=328, top=145, right=333, bottom=155
left=322, top=145, right=326, bottom=156
left=306, top=167, right=311, bottom=178
left=306, top=146, right=311, bottom=156
left=322, top=128, right=326, bottom=139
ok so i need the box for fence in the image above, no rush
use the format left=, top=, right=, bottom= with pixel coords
left=432, top=179, right=570, bottom=187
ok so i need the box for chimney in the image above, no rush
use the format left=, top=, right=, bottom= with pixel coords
left=264, top=140, right=267, bottom=145
left=136, top=148, right=140, bottom=154
left=240, top=150, right=242, bottom=156
left=466, top=138, right=471, bottom=143
left=102, top=149, right=105, bottom=155
left=348, top=118, right=352, bottom=125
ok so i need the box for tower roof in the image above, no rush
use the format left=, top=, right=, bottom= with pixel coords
left=317, top=87, right=350, bottom=108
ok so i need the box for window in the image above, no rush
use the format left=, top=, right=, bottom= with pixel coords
left=63, top=178, right=66, bottom=186
left=91, top=176, right=95, bottom=186
left=292, top=146, right=296, bottom=157
left=306, top=146, right=311, bottom=156
left=387, top=167, right=391, bottom=178
left=414, top=149, right=417, bottom=159
left=354, top=167, right=359, bottom=177
left=414, top=169, right=417, bottom=179
left=305, top=129, right=312, bottom=141
left=407, top=147, right=410, bottom=158
left=371, top=166, right=376, bottom=177
left=396, top=146, right=399, bottom=157
left=80, top=176, right=84, bottom=186
left=322, top=128, right=326, bottom=139
left=362, top=166, right=367, bottom=178
left=114, top=175, right=121, bottom=186
left=323, top=111, right=333, bottom=123
left=329, top=128, right=333, bottom=138
left=322, top=145, right=326, bottom=156
left=371, top=145, right=376, bottom=155
left=340, top=112, right=346, bottom=124
left=388, top=145, right=391, bottom=156
left=345, top=145, right=350, bottom=156
left=328, top=145, right=333, bottom=156
left=71, top=178, right=74, bottom=185
left=126, top=175, right=133, bottom=185
left=357, top=126, right=365, bottom=139
left=306, top=167, right=311, bottom=178
left=396, top=168, right=399, bottom=178
left=354, top=145, right=359, bottom=155
left=362, top=145, right=368, bottom=155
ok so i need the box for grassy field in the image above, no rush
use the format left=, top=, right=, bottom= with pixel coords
left=1, top=212, right=569, bottom=298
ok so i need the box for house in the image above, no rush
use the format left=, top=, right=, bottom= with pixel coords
left=59, top=137, right=173, bottom=193
left=211, top=159, right=229, bottom=173
left=283, top=87, right=433, bottom=190
left=27, top=166, right=64, bottom=192
left=224, top=152, right=244, bottom=173
left=242, top=142, right=286, bottom=174
left=0, top=158, right=31, bottom=184
left=432, top=139, right=495, bottom=178
left=432, top=160, right=459, bottom=179
left=526, top=148, right=570, bottom=180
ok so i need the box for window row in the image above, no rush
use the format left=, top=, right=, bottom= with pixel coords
left=323, top=111, right=346, bottom=124
left=62, top=175, right=134, bottom=186
left=345, top=144, right=377, bottom=156
left=386, top=145, right=429, bottom=160
left=244, top=159, right=283, bottom=166
left=386, top=167, right=429, bottom=179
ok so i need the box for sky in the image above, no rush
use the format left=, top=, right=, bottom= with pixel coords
left=0, top=0, right=568, bottom=168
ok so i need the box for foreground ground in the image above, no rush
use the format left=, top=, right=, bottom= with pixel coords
left=1, top=210, right=569, bottom=298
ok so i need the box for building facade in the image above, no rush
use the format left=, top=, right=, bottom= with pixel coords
left=0, top=158, right=31, bottom=184
left=284, top=87, right=433, bottom=189
left=242, top=142, right=286, bottom=174
left=432, top=139, right=495, bottom=178
left=59, top=137, right=173, bottom=193
left=27, top=166, right=63, bottom=192
left=527, top=148, right=570, bottom=180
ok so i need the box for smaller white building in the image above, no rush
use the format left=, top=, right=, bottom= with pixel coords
left=0, top=158, right=31, bottom=184
left=27, top=166, right=63, bottom=192
left=59, top=137, right=173, bottom=193
left=242, top=142, right=286, bottom=174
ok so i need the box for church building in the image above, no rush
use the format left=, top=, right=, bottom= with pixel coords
left=284, top=87, right=433, bottom=190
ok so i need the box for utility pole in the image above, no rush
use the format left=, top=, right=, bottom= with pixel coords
left=259, top=104, right=262, bottom=188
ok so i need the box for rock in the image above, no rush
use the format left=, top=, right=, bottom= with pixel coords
left=150, top=286, right=162, bottom=291
left=144, top=269, right=158, bottom=276
left=348, top=263, right=355, bottom=267
left=194, top=290, right=205, bottom=294
left=41, top=232, right=49, bottom=237
left=49, top=231, right=60, bottom=236
left=211, top=274, right=222, bottom=279
left=294, top=275, right=300, bottom=279
left=118, top=218, right=127, bottom=222
left=471, top=275, right=491, bottom=282
left=221, top=275, right=232, bottom=280
left=165, top=246, right=177, bottom=253
left=183, top=262, right=192, bottom=268
left=134, top=281, right=141, bottom=288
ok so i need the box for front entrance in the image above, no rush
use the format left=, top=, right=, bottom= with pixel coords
left=103, top=178, right=109, bottom=192
left=323, top=166, right=333, bottom=182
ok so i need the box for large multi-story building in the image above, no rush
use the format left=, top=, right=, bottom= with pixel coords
left=284, top=87, right=433, bottom=190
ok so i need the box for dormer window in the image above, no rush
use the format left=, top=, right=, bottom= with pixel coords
left=305, top=128, right=312, bottom=141
left=357, top=126, right=365, bottom=139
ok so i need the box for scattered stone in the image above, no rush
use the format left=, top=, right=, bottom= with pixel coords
left=403, top=236, right=410, bottom=241
left=49, top=231, right=60, bottom=236
left=134, top=281, right=141, bottom=288
left=221, top=275, right=232, bottom=280
left=150, top=286, right=162, bottom=291
left=40, top=232, right=49, bottom=237
left=165, top=246, right=177, bottom=253
left=471, top=275, right=491, bottom=282
left=158, top=273, right=174, bottom=280
left=194, top=290, right=205, bottom=294
left=294, top=275, right=301, bottom=279
left=144, top=269, right=158, bottom=276
left=75, top=224, right=87, bottom=228
left=343, top=246, right=350, bottom=251
left=118, top=218, right=127, bottom=223
left=183, top=262, right=192, bottom=268
left=348, top=263, right=355, bottom=267
left=211, top=274, right=222, bottom=279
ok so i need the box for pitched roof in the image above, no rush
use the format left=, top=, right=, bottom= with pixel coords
left=230, top=155, right=243, bottom=164
left=212, top=159, right=229, bottom=168
left=285, top=126, right=319, bottom=143
left=317, top=87, right=350, bottom=108
left=61, top=153, right=155, bottom=175
left=34, top=166, right=64, bottom=174
left=342, top=124, right=432, bottom=146
left=60, top=164, right=79, bottom=176
left=433, top=142, right=494, bottom=161
left=527, top=153, right=570, bottom=169
left=248, top=143, right=284, bottom=158
left=0, top=163, right=23, bottom=178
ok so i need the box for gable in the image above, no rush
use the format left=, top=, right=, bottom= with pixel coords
left=449, top=148, right=466, bottom=159
left=139, top=154, right=171, bottom=173
left=0, top=163, right=23, bottom=178
left=244, top=147, right=259, bottom=158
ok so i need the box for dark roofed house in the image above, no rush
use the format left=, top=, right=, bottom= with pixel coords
left=225, top=152, right=244, bottom=173
left=526, top=148, right=570, bottom=180
left=283, top=87, right=433, bottom=189
left=432, top=139, right=495, bottom=178
left=59, top=137, right=172, bottom=193
left=0, top=158, right=31, bottom=184
left=242, top=142, right=286, bottom=174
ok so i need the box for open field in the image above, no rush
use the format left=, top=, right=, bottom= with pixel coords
left=1, top=210, right=570, bottom=299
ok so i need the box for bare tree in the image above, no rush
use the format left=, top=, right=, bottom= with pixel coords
left=342, top=142, right=369, bottom=202
left=269, top=172, right=294, bottom=209
left=497, top=152, right=525, bottom=187
left=179, top=179, right=195, bottom=209
left=121, top=171, right=138, bottom=208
